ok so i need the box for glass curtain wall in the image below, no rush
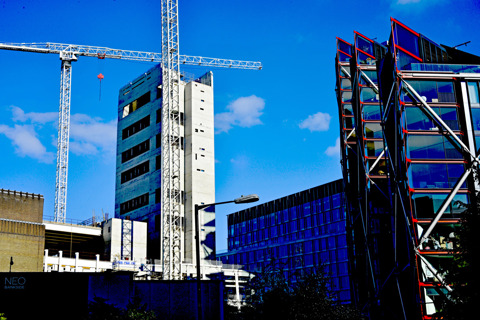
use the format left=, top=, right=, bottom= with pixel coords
left=379, top=18, right=477, bottom=319
left=220, top=180, right=353, bottom=304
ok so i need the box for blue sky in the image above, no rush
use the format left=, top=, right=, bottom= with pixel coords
left=0, top=0, right=479, bottom=252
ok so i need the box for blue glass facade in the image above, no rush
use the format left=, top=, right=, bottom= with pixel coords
left=336, top=18, right=480, bottom=320
left=218, top=179, right=353, bottom=304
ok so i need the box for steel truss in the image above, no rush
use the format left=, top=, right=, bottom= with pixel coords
left=54, top=55, right=74, bottom=223
left=160, top=0, right=182, bottom=280
left=351, top=65, right=390, bottom=302
left=0, top=43, right=261, bottom=225
left=400, top=78, right=479, bottom=291
left=337, top=43, right=392, bottom=315
left=0, top=42, right=262, bottom=70
left=382, top=74, right=479, bottom=317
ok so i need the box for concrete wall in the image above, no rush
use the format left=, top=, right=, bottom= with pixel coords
left=114, top=65, right=216, bottom=265
left=114, top=64, right=186, bottom=260
left=0, top=189, right=45, bottom=272
left=0, top=189, right=44, bottom=223
left=102, top=218, right=147, bottom=263
left=0, top=220, right=45, bottom=272
left=184, top=73, right=216, bottom=263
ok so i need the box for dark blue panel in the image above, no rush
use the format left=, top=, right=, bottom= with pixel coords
left=363, top=104, right=382, bottom=120
left=395, top=24, right=420, bottom=57
left=409, top=163, right=466, bottom=189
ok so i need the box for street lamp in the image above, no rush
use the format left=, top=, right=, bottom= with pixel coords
left=195, top=194, right=259, bottom=320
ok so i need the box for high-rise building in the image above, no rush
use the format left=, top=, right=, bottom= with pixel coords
left=218, top=179, right=353, bottom=304
left=336, top=18, right=480, bottom=319
left=115, top=64, right=215, bottom=265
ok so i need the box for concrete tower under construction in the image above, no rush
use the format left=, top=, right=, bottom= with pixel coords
left=114, top=64, right=215, bottom=266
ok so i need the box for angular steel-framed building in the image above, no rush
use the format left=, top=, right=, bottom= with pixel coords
left=336, top=18, right=480, bottom=319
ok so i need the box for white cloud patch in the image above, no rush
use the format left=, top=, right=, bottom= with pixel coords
left=0, top=106, right=117, bottom=163
left=0, top=124, right=54, bottom=163
left=390, top=0, right=445, bottom=11
left=396, top=0, right=420, bottom=4
left=299, top=112, right=331, bottom=132
left=11, top=106, right=57, bottom=124
left=230, top=155, right=249, bottom=169
left=215, top=95, right=265, bottom=133
left=69, top=114, right=117, bottom=156
left=325, top=137, right=340, bottom=157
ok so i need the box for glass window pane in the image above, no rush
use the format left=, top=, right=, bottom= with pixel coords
left=447, top=164, right=466, bottom=188
left=340, top=67, right=350, bottom=77
left=363, top=104, right=381, bottom=120
left=468, top=82, right=480, bottom=107
left=471, top=108, right=480, bottom=132
left=343, top=104, right=353, bottom=116
left=405, top=107, right=459, bottom=131
left=475, top=136, right=480, bottom=153
left=338, top=41, right=351, bottom=56
left=405, top=80, right=437, bottom=103
left=366, top=141, right=384, bottom=157
left=368, top=159, right=387, bottom=176
left=341, top=78, right=352, bottom=90
left=409, top=163, right=466, bottom=189
left=357, top=36, right=373, bottom=56
left=342, top=91, right=352, bottom=102
left=440, top=108, right=459, bottom=130
left=396, top=49, right=417, bottom=70
left=357, top=51, right=375, bottom=65
left=407, top=135, right=445, bottom=159
left=410, top=163, right=448, bottom=188
left=360, top=70, right=378, bottom=85
left=437, top=82, right=455, bottom=103
left=395, top=24, right=420, bottom=57
left=412, top=193, right=468, bottom=218
left=323, top=197, right=331, bottom=211
left=339, top=52, right=350, bottom=62
left=361, top=87, right=379, bottom=103
left=406, top=107, right=433, bottom=130
left=403, top=81, right=455, bottom=103
left=364, top=123, right=382, bottom=138
left=444, top=140, right=462, bottom=159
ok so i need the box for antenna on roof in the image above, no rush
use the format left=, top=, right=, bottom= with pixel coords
left=453, top=41, right=471, bottom=49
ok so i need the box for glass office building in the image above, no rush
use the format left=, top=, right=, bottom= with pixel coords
left=218, top=179, right=353, bottom=304
left=336, top=18, right=480, bottom=319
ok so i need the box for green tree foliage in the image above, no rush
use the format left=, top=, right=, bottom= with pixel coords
left=86, top=297, right=157, bottom=320
left=226, top=267, right=362, bottom=320
left=433, top=195, right=480, bottom=319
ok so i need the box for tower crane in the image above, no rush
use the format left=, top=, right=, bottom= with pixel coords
left=0, top=0, right=262, bottom=281
left=0, top=43, right=261, bottom=222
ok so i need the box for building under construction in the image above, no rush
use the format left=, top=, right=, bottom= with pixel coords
left=336, top=18, right=480, bottom=319
left=115, top=64, right=216, bottom=270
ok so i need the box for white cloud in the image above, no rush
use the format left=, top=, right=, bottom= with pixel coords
left=0, top=124, right=54, bottom=163
left=325, top=137, right=340, bottom=157
left=396, top=0, right=420, bottom=4
left=1, top=106, right=117, bottom=162
left=230, top=155, right=249, bottom=169
left=215, top=95, right=265, bottom=133
left=299, top=112, right=331, bottom=132
left=69, top=114, right=117, bottom=156
left=11, top=106, right=57, bottom=124
left=390, top=0, right=445, bottom=11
